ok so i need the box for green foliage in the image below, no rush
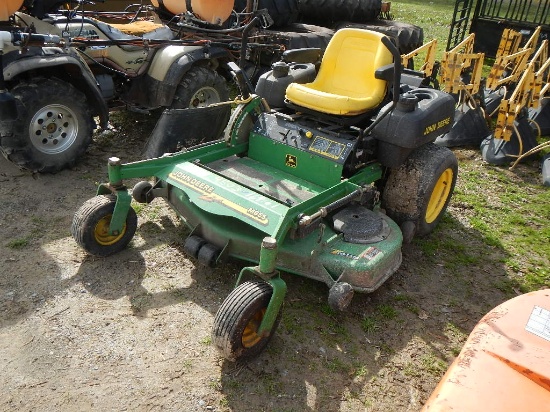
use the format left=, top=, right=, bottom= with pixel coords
left=7, top=238, right=29, bottom=249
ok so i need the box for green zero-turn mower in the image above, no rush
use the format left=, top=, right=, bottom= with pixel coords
left=72, top=28, right=458, bottom=362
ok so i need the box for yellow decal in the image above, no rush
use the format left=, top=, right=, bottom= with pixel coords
left=168, top=172, right=269, bottom=226
left=423, top=117, right=451, bottom=135
left=285, top=154, right=297, bottom=168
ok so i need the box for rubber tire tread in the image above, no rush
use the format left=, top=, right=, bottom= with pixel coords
left=71, top=195, right=138, bottom=257
left=234, top=0, right=299, bottom=28
left=212, top=281, right=281, bottom=362
left=0, top=78, right=94, bottom=173
left=382, top=144, right=458, bottom=237
left=172, top=66, right=229, bottom=109
left=335, top=20, right=424, bottom=54
left=262, top=23, right=334, bottom=51
left=298, top=0, right=381, bottom=26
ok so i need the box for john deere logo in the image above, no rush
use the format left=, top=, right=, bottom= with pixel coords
left=285, top=154, right=297, bottom=168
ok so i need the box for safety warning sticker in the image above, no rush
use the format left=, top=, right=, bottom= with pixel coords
left=525, top=305, right=550, bottom=342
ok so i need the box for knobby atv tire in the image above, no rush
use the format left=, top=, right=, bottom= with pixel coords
left=382, top=144, right=458, bottom=237
left=212, top=281, right=282, bottom=362
left=234, top=0, right=299, bottom=28
left=72, top=195, right=138, bottom=257
left=335, top=20, right=424, bottom=55
left=172, top=66, right=229, bottom=109
left=0, top=78, right=94, bottom=173
left=298, top=0, right=381, bottom=26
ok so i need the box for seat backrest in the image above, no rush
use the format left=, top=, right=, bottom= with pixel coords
left=314, top=28, right=393, bottom=100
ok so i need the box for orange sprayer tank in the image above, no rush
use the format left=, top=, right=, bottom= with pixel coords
left=0, top=0, right=23, bottom=21
left=150, top=0, right=234, bottom=25
left=422, top=289, right=550, bottom=412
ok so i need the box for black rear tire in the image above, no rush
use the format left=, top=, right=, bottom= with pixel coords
left=382, top=144, right=458, bottom=237
left=212, top=281, right=282, bottom=362
left=262, top=23, right=334, bottom=51
left=234, top=0, right=299, bottom=28
left=298, top=0, right=381, bottom=26
left=335, top=20, right=424, bottom=55
left=172, top=66, right=229, bottom=109
left=0, top=78, right=94, bottom=173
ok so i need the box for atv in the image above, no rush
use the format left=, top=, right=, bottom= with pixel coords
left=1, top=0, right=237, bottom=172
left=72, top=28, right=458, bottom=362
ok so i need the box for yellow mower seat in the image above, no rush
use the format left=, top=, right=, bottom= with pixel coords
left=285, top=29, right=393, bottom=116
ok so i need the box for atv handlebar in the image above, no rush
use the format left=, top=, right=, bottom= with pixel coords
left=12, top=32, right=62, bottom=46
left=0, top=31, right=62, bottom=49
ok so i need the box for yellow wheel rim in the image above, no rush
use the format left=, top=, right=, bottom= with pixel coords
left=242, top=308, right=266, bottom=348
left=94, top=214, right=127, bottom=246
left=425, top=168, right=454, bottom=224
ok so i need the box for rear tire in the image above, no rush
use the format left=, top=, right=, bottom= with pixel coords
left=298, top=0, right=381, bottom=26
left=172, top=66, right=229, bottom=109
left=212, top=281, right=282, bottom=362
left=234, top=0, right=299, bottom=28
left=262, top=23, right=334, bottom=51
left=0, top=78, right=94, bottom=173
left=382, top=144, right=458, bottom=237
left=335, top=20, right=424, bottom=54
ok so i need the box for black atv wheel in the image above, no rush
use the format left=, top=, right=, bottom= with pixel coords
left=0, top=78, right=94, bottom=173
left=335, top=20, right=424, bottom=55
left=234, top=0, right=299, bottom=28
left=172, top=66, right=229, bottom=109
left=212, top=281, right=282, bottom=362
left=72, top=195, right=138, bottom=257
left=382, top=144, right=458, bottom=237
left=298, top=0, right=381, bottom=26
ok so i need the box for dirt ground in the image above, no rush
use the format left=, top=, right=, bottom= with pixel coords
left=0, top=113, right=531, bottom=411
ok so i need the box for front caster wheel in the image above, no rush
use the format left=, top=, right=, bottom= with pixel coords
left=212, top=281, right=282, bottom=362
left=72, top=194, right=137, bottom=257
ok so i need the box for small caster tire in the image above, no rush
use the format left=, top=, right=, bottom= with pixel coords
left=197, top=243, right=220, bottom=267
left=132, top=181, right=154, bottom=204
left=183, top=235, right=207, bottom=258
left=72, top=194, right=137, bottom=257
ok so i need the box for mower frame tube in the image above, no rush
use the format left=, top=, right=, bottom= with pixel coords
left=99, top=140, right=249, bottom=236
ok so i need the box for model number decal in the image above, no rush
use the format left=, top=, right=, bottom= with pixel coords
left=423, top=117, right=451, bottom=135
left=247, top=208, right=268, bottom=221
left=168, top=172, right=269, bottom=226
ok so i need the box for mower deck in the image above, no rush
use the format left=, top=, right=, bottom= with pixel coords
left=153, top=152, right=403, bottom=292
left=209, top=156, right=324, bottom=203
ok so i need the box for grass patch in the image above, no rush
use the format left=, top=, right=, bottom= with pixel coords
left=6, top=238, right=29, bottom=249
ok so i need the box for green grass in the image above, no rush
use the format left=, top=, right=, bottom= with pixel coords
left=393, top=0, right=457, bottom=58
left=6, top=238, right=29, bottom=249
left=453, top=160, right=550, bottom=292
